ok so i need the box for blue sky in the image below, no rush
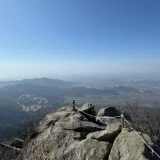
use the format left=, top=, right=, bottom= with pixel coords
left=0, top=0, right=160, bottom=80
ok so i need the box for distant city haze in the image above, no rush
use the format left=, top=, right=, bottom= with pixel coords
left=0, top=0, right=160, bottom=80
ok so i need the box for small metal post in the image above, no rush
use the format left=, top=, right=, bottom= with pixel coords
left=72, top=99, right=76, bottom=111
left=121, top=111, right=124, bottom=129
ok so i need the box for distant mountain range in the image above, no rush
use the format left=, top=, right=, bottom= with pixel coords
left=0, top=77, right=79, bottom=89
left=0, top=77, right=152, bottom=140
left=135, top=78, right=160, bottom=85
left=0, top=78, right=79, bottom=140
left=0, top=78, right=120, bottom=140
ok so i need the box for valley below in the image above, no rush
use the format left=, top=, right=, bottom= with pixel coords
left=0, top=77, right=160, bottom=140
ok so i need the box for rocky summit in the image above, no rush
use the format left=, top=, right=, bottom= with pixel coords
left=16, top=103, right=158, bottom=160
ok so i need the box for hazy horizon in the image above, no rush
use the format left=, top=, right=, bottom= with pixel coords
left=0, top=0, right=160, bottom=80
left=0, top=72, right=160, bottom=83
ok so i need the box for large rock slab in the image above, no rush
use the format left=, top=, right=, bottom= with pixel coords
left=56, top=121, right=106, bottom=132
left=97, top=107, right=120, bottom=117
left=78, top=103, right=97, bottom=122
left=20, top=123, right=83, bottom=160
left=87, top=123, right=121, bottom=143
left=55, top=112, right=106, bottom=132
left=60, top=139, right=112, bottom=160
left=57, top=106, right=73, bottom=112
left=37, top=111, right=72, bottom=133
left=109, top=131, right=155, bottom=160
left=79, top=103, right=96, bottom=116
left=96, top=116, right=121, bottom=125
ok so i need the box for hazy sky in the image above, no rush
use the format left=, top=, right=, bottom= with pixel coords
left=0, top=0, right=160, bottom=80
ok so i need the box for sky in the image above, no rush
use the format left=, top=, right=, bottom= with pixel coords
left=0, top=0, right=160, bottom=80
